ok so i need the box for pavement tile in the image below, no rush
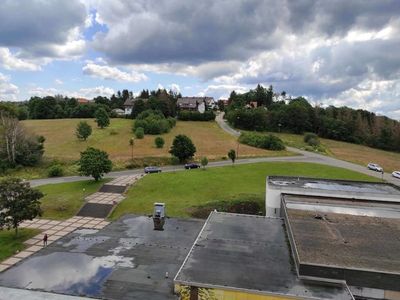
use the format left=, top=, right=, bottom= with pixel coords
left=2, top=257, right=21, bottom=265
left=14, top=251, right=33, bottom=259
left=38, top=224, right=52, bottom=230
left=0, top=265, right=9, bottom=272
left=52, top=225, right=66, bottom=231
left=43, top=229, right=58, bottom=235
left=25, top=245, right=43, bottom=252
left=24, top=238, right=39, bottom=245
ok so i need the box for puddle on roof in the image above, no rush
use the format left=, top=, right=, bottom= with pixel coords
left=0, top=252, right=134, bottom=297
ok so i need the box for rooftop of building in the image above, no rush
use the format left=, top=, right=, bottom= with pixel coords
left=174, top=211, right=353, bottom=300
left=282, top=196, right=400, bottom=291
left=267, top=176, right=400, bottom=195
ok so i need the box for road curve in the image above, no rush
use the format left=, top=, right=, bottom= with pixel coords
left=29, top=115, right=399, bottom=187
left=215, top=112, right=400, bottom=187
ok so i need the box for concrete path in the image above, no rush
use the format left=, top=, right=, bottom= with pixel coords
left=0, top=287, right=93, bottom=300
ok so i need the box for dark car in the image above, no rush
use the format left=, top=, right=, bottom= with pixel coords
left=144, top=166, right=162, bottom=174
left=185, top=162, right=200, bottom=169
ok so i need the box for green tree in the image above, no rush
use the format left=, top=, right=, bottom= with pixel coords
left=76, top=121, right=92, bottom=141
left=0, top=178, right=43, bottom=236
left=228, top=149, right=236, bottom=165
left=155, top=136, right=165, bottom=148
left=94, top=107, right=110, bottom=129
left=169, top=135, right=196, bottom=162
left=78, top=147, right=112, bottom=181
left=201, top=157, right=208, bottom=170
left=135, top=127, right=144, bottom=139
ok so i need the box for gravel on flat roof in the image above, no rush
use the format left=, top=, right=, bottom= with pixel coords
left=175, top=212, right=353, bottom=300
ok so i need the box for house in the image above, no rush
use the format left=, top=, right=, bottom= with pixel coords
left=111, top=108, right=125, bottom=117
left=123, top=97, right=135, bottom=115
left=77, top=98, right=90, bottom=104
left=177, top=97, right=215, bottom=113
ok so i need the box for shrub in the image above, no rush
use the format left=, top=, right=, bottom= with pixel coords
left=238, top=132, right=285, bottom=150
left=155, top=137, right=165, bottom=148
left=109, top=129, right=118, bottom=135
left=304, top=132, right=319, bottom=145
left=177, top=110, right=216, bottom=121
left=133, top=109, right=176, bottom=135
left=47, top=164, right=63, bottom=177
left=94, top=107, right=110, bottom=129
left=135, top=127, right=144, bottom=139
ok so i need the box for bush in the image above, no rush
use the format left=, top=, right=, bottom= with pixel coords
left=47, top=164, right=63, bottom=177
left=109, top=129, right=118, bottom=135
left=133, top=110, right=176, bottom=135
left=239, top=132, right=285, bottom=150
left=155, top=137, right=165, bottom=148
left=76, top=121, right=92, bottom=141
left=177, top=110, right=216, bottom=121
left=135, top=127, right=144, bottom=139
left=304, top=132, right=319, bottom=145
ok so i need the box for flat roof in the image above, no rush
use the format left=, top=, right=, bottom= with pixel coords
left=283, top=200, right=400, bottom=291
left=175, top=212, right=353, bottom=300
left=0, top=215, right=204, bottom=300
left=268, top=176, right=400, bottom=195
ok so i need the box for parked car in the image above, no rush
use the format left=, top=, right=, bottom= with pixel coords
left=367, top=163, right=383, bottom=172
left=392, top=171, right=400, bottom=179
left=144, top=166, right=162, bottom=174
left=185, top=162, right=200, bottom=169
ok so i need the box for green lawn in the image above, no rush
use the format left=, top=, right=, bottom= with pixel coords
left=38, top=179, right=108, bottom=220
left=0, top=228, right=41, bottom=262
left=110, top=162, right=377, bottom=219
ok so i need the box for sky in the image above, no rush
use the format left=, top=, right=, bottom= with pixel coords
left=1, top=0, right=400, bottom=119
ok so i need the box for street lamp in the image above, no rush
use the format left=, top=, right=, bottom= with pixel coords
left=129, top=137, right=135, bottom=162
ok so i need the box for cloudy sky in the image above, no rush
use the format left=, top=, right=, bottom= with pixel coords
left=1, top=0, right=400, bottom=119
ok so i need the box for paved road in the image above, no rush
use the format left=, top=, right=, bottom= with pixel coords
left=29, top=115, right=399, bottom=187
left=215, top=112, right=400, bottom=187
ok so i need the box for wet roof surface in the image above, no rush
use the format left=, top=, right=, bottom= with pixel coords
left=268, top=176, right=400, bottom=195
left=0, top=215, right=203, bottom=300
left=285, top=208, right=400, bottom=274
left=175, top=212, right=352, bottom=300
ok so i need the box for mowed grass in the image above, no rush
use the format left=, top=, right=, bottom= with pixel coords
left=0, top=228, right=41, bottom=262
left=110, top=162, right=377, bottom=219
left=38, top=179, right=108, bottom=220
left=22, top=119, right=293, bottom=163
left=261, top=132, right=400, bottom=172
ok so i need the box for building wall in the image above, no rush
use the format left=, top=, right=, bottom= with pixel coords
left=175, top=284, right=295, bottom=300
left=124, top=107, right=132, bottom=115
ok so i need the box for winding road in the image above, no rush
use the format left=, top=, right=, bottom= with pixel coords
left=29, top=115, right=400, bottom=187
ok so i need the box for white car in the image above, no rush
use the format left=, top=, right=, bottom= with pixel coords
left=367, top=163, right=383, bottom=172
left=392, top=171, right=400, bottom=179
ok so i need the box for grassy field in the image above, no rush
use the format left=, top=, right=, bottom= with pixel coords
left=23, top=119, right=293, bottom=163
left=263, top=132, right=400, bottom=172
left=38, top=179, right=108, bottom=220
left=0, top=228, right=41, bottom=262
left=110, top=162, right=377, bottom=219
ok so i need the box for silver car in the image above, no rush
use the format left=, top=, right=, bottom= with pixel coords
left=367, top=163, right=383, bottom=172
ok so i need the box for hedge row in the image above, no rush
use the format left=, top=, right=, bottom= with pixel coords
left=177, top=110, right=216, bottom=121
left=238, top=132, right=285, bottom=150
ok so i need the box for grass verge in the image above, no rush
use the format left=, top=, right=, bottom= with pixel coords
left=110, top=162, right=377, bottom=219
left=0, top=228, right=41, bottom=262
left=38, top=179, right=108, bottom=220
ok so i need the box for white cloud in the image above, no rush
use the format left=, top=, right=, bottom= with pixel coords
left=0, top=48, right=41, bottom=71
left=55, top=79, right=63, bottom=85
left=82, top=63, right=147, bottom=83
left=170, top=83, right=180, bottom=93
left=28, top=85, right=115, bottom=99
left=0, top=73, right=19, bottom=100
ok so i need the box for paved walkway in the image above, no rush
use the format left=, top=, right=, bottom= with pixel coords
left=0, top=286, right=93, bottom=300
left=0, top=175, right=144, bottom=274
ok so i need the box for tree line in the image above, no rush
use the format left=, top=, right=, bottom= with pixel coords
left=226, top=85, right=400, bottom=152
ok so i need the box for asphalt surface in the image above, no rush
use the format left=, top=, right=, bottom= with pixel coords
left=29, top=115, right=399, bottom=187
